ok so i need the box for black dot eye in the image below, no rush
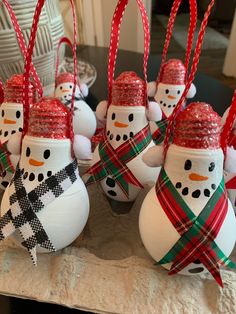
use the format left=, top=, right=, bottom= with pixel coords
left=184, top=159, right=192, bottom=170
left=177, top=90, right=181, bottom=94
left=26, top=147, right=31, bottom=157
left=69, top=85, right=72, bottom=89
left=128, top=114, right=134, bottom=122
left=1, top=110, right=4, bottom=117
left=16, top=111, right=21, bottom=119
left=209, top=162, right=215, bottom=172
left=165, top=89, right=169, bottom=94
left=43, top=149, right=50, bottom=159
left=60, top=86, right=63, bottom=90
left=112, top=113, right=116, bottom=120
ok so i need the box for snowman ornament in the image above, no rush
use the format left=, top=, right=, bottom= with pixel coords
left=55, top=72, right=96, bottom=159
left=0, top=97, right=89, bottom=264
left=222, top=107, right=236, bottom=211
left=0, top=74, right=35, bottom=190
left=148, top=59, right=196, bottom=144
left=86, top=71, right=162, bottom=202
left=140, top=102, right=236, bottom=286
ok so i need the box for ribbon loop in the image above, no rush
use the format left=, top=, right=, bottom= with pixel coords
left=158, top=0, right=198, bottom=84
left=108, top=0, right=150, bottom=106
left=163, top=0, right=216, bottom=158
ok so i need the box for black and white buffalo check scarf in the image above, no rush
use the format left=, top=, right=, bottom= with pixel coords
left=0, top=159, right=79, bottom=265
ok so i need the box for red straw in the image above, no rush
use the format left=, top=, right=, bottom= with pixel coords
left=107, top=0, right=150, bottom=107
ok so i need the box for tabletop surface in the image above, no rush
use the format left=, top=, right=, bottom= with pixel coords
left=0, top=45, right=234, bottom=314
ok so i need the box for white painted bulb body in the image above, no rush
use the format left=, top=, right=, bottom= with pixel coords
left=139, top=144, right=236, bottom=275
left=91, top=105, right=160, bottom=202
left=150, top=83, right=186, bottom=136
left=1, top=135, right=89, bottom=252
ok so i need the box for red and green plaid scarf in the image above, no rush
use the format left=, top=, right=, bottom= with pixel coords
left=155, top=168, right=236, bottom=287
left=86, top=124, right=152, bottom=198
left=152, top=110, right=168, bottom=145
left=0, top=140, right=14, bottom=177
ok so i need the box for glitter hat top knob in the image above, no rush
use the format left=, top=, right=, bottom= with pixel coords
left=160, top=59, right=186, bottom=85
left=4, top=74, right=36, bottom=104
left=111, top=71, right=146, bottom=107
left=27, top=97, right=71, bottom=139
left=173, top=102, right=222, bottom=149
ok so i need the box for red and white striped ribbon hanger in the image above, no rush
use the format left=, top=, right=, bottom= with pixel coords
left=54, top=0, right=78, bottom=118
left=163, top=0, right=216, bottom=158
left=107, top=0, right=150, bottom=107
left=157, top=0, right=198, bottom=85
left=23, top=0, right=77, bottom=146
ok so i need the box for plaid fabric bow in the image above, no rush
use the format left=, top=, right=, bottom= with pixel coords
left=152, top=110, right=168, bottom=144
left=155, top=168, right=236, bottom=287
left=0, top=159, right=79, bottom=265
left=0, top=141, right=15, bottom=177
left=86, top=124, right=152, bottom=198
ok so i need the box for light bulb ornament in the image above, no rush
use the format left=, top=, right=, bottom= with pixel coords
left=0, top=0, right=89, bottom=265
left=0, top=0, right=43, bottom=190
left=148, top=0, right=197, bottom=144
left=140, top=0, right=236, bottom=288
left=86, top=0, right=161, bottom=203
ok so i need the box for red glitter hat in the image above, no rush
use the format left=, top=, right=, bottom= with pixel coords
left=160, top=59, right=186, bottom=85
left=4, top=74, right=36, bottom=104
left=27, top=97, right=71, bottom=139
left=55, top=72, right=75, bottom=87
left=111, top=71, right=146, bottom=106
left=173, top=102, right=222, bottom=149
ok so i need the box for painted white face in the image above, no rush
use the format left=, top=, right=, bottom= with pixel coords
left=55, top=82, right=82, bottom=106
left=73, top=100, right=96, bottom=138
left=165, top=144, right=224, bottom=214
left=0, top=102, right=23, bottom=143
left=154, top=83, right=185, bottom=117
left=106, top=105, right=148, bottom=149
left=20, top=136, right=72, bottom=189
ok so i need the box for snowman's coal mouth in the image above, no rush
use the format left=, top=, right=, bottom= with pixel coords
left=21, top=169, right=52, bottom=183
left=106, top=130, right=134, bottom=142
left=175, top=181, right=216, bottom=199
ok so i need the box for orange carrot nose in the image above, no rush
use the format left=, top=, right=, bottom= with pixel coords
left=4, top=118, right=16, bottom=124
left=114, top=121, right=129, bottom=128
left=62, top=89, right=70, bottom=93
left=189, top=173, right=209, bottom=181
left=167, top=95, right=176, bottom=100
left=29, top=158, right=45, bottom=167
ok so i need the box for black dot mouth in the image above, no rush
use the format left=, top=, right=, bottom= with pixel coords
left=107, top=190, right=117, bottom=197
left=188, top=267, right=205, bottom=274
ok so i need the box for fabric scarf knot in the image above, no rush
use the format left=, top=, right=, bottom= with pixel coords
left=86, top=124, right=152, bottom=198
left=0, top=159, right=79, bottom=265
